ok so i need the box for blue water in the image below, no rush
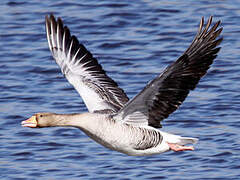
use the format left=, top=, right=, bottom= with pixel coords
left=1, top=0, right=240, bottom=179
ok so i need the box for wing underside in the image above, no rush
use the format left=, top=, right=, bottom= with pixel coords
left=45, top=15, right=129, bottom=113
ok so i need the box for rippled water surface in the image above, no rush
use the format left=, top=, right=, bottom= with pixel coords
left=1, top=0, right=240, bottom=179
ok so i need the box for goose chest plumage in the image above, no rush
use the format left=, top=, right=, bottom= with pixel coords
left=22, top=15, right=223, bottom=156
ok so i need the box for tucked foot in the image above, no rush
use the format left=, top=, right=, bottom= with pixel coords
left=167, top=143, right=194, bottom=152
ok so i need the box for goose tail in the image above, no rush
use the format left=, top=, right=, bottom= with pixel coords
left=160, top=131, right=198, bottom=145
left=178, top=136, right=199, bottom=145
left=160, top=131, right=198, bottom=152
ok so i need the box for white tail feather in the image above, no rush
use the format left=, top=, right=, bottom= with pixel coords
left=160, top=131, right=198, bottom=145
left=178, top=137, right=199, bottom=145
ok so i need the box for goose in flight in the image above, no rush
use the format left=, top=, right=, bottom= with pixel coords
left=22, top=15, right=223, bottom=156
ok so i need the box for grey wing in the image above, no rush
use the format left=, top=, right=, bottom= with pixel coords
left=45, top=15, right=129, bottom=113
left=113, top=16, right=223, bottom=128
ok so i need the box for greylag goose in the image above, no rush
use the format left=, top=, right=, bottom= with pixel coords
left=22, top=15, right=223, bottom=156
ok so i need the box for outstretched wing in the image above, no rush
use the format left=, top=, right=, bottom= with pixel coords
left=113, top=16, right=223, bottom=128
left=45, top=15, right=129, bottom=113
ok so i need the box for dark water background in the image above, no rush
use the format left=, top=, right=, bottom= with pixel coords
left=1, top=0, right=240, bottom=179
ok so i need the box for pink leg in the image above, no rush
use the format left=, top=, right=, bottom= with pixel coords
left=167, top=143, right=194, bottom=152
